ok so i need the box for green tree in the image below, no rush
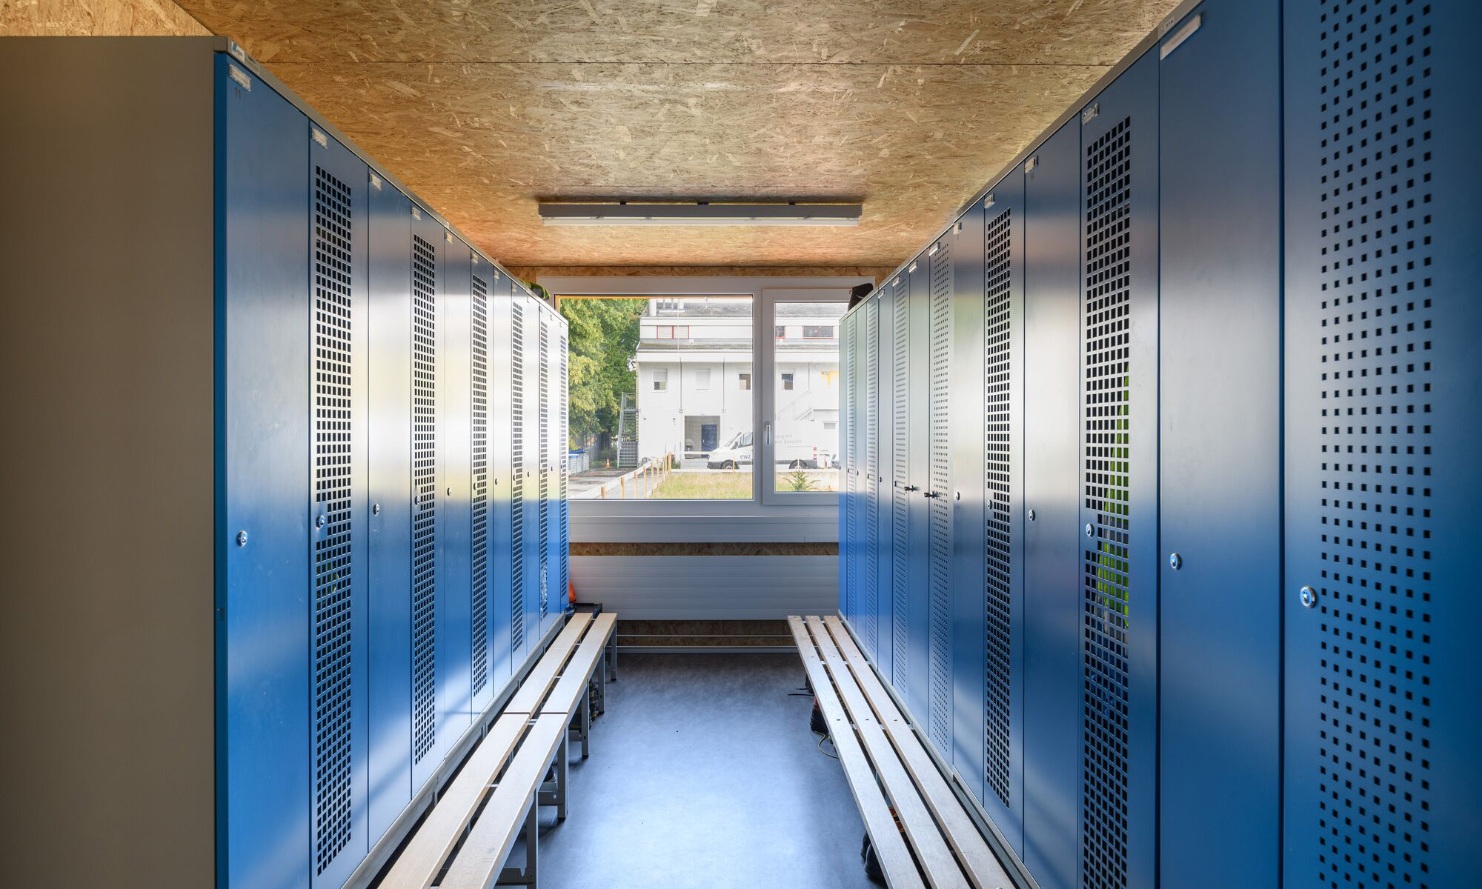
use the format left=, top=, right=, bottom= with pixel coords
left=556, top=296, right=648, bottom=451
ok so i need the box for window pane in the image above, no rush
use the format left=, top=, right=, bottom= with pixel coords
left=773, top=300, right=846, bottom=493
left=560, top=295, right=754, bottom=501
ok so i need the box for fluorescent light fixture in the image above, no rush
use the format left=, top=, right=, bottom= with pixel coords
left=537, top=202, right=862, bottom=226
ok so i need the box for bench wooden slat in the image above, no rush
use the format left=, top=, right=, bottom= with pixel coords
left=502, top=612, right=593, bottom=716
left=822, top=615, right=1015, bottom=889
left=805, top=616, right=972, bottom=889
left=538, top=612, right=617, bottom=716
left=439, top=712, right=570, bottom=889
left=788, top=617, right=927, bottom=889
left=378, top=715, right=527, bottom=889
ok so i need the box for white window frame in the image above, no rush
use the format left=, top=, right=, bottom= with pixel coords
left=542, top=275, right=866, bottom=542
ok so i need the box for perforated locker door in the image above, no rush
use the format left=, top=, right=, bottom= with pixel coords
left=437, top=233, right=474, bottom=750
left=957, top=184, right=1027, bottom=846
left=307, top=126, right=370, bottom=889
left=508, top=294, right=534, bottom=665
left=365, top=174, right=413, bottom=844
left=556, top=315, right=570, bottom=637
left=1076, top=50, right=1159, bottom=889
left=901, top=258, right=934, bottom=726
left=408, top=206, right=442, bottom=792
left=469, top=256, right=494, bottom=715
left=839, top=308, right=858, bottom=623
left=1020, top=118, right=1084, bottom=889
left=861, top=294, right=880, bottom=659
left=219, top=56, right=314, bottom=889
left=518, top=292, right=543, bottom=649
left=925, top=237, right=954, bottom=757
left=887, top=274, right=912, bottom=697
left=1157, top=3, right=1282, bottom=887
left=485, top=268, right=515, bottom=689
left=536, top=305, right=555, bottom=638
left=1282, top=3, right=1482, bottom=887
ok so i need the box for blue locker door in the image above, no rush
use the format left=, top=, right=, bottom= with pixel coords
left=887, top=275, right=912, bottom=698
left=1283, top=3, right=1482, bottom=886
left=1077, top=50, right=1158, bottom=889
left=365, top=176, right=413, bottom=844
left=966, top=182, right=1029, bottom=846
left=903, top=254, right=932, bottom=727
left=306, top=127, right=370, bottom=889
left=439, top=235, right=473, bottom=745
left=218, top=56, right=312, bottom=889
left=838, top=309, right=856, bottom=621
left=925, top=238, right=954, bottom=757
left=1157, top=3, right=1282, bottom=887
left=486, top=270, right=515, bottom=690
left=861, top=295, right=881, bottom=659
left=946, top=208, right=988, bottom=804
left=556, top=319, right=570, bottom=635
left=408, top=207, right=442, bottom=790
left=469, top=257, right=494, bottom=715
left=508, top=296, right=530, bottom=667
left=1020, top=119, right=1083, bottom=889
left=872, top=288, right=895, bottom=680
left=537, top=307, right=557, bottom=638
left=518, top=295, right=543, bottom=652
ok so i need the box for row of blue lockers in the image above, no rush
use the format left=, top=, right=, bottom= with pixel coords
left=838, top=1, right=1480, bottom=888
left=216, top=54, right=570, bottom=888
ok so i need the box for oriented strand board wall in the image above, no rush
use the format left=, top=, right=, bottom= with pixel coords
left=512, top=265, right=897, bottom=287
left=0, top=0, right=210, bottom=35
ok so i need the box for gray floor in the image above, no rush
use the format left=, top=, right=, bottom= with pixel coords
left=528, top=652, right=876, bottom=889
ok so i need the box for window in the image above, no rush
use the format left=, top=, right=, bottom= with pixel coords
left=546, top=276, right=862, bottom=532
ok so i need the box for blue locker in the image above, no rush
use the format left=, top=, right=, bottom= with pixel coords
left=887, top=274, right=913, bottom=700
left=1282, top=2, right=1482, bottom=886
left=556, top=318, right=570, bottom=634
left=515, top=293, right=544, bottom=655
left=365, top=176, right=413, bottom=844
left=1019, top=119, right=1083, bottom=889
left=1076, top=49, right=1159, bottom=889
left=1157, top=3, right=1282, bottom=887
left=902, top=255, right=932, bottom=728
left=872, top=287, right=895, bottom=682
left=469, top=256, right=495, bottom=715
left=306, top=126, right=371, bottom=889
left=408, top=206, right=444, bottom=790
left=537, top=305, right=559, bottom=639
left=838, top=309, right=858, bottom=624
left=507, top=294, right=530, bottom=668
left=439, top=235, right=474, bottom=744
left=217, top=55, right=313, bottom=889
left=860, top=294, right=881, bottom=660
left=946, top=206, right=988, bottom=806
left=487, top=270, right=517, bottom=683
left=925, top=236, right=954, bottom=757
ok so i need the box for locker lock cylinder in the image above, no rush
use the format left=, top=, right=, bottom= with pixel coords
left=1299, top=585, right=1317, bottom=608
left=1169, top=552, right=1183, bottom=571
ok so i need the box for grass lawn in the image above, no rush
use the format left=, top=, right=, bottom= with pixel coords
left=651, top=470, right=753, bottom=500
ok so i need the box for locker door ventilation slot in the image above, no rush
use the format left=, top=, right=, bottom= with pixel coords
left=411, top=233, right=438, bottom=764
left=1307, top=3, right=1434, bottom=886
left=927, top=243, right=953, bottom=753
left=1080, top=116, right=1132, bottom=889
left=510, top=302, right=525, bottom=653
left=470, top=274, right=489, bottom=697
left=864, top=300, right=880, bottom=646
left=537, top=317, right=551, bottom=620
left=983, top=207, right=1014, bottom=808
left=843, top=313, right=858, bottom=618
left=312, top=166, right=354, bottom=874
left=891, top=280, right=910, bottom=683
left=558, top=333, right=569, bottom=605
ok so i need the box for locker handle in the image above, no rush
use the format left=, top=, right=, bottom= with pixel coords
left=903, top=485, right=919, bottom=492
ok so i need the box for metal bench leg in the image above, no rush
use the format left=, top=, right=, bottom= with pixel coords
left=580, top=686, right=592, bottom=760
left=496, top=797, right=539, bottom=886
left=555, top=733, right=568, bottom=822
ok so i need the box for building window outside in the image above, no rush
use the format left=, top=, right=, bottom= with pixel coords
left=738, top=372, right=751, bottom=391
left=803, top=325, right=834, bottom=339
left=696, top=368, right=710, bottom=390
left=653, top=368, right=668, bottom=391
left=775, top=325, right=786, bottom=340
left=781, top=372, right=794, bottom=391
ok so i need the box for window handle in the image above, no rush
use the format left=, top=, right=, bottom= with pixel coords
left=764, top=422, right=772, bottom=446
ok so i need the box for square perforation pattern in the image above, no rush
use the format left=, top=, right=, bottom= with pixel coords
left=1310, top=2, right=1434, bottom=886
left=411, top=233, right=438, bottom=765
left=983, top=207, right=1014, bottom=808
left=927, top=243, right=953, bottom=753
left=864, top=300, right=880, bottom=648
left=510, top=302, right=525, bottom=653
left=891, top=280, right=910, bottom=684
left=471, top=274, right=490, bottom=697
left=1081, top=116, right=1133, bottom=889
left=538, top=316, right=551, bottom=620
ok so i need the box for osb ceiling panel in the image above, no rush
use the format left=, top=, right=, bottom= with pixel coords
left=175, top=0, right=1187, bottom=268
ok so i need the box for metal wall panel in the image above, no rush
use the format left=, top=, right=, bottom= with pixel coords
left=1020, top=119, right=1084, bottom=889
left=306, top=128, right=371, bottom=889
left=438, top=234, right=473, bottom=746
left=1077, top=50, right=1158, bottom=889
left=408, top=209, right=443, bottom=789
left=1157, top=3, right=1282, bottom=887
left=218, top=56, right=313, bottom=889
left=365, top=175, right=413, bottom=845
left=1283, top=2, right=1482, bottom=886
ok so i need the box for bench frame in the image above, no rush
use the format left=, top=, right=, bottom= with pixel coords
left=789, top=614, right=1020, bottom=889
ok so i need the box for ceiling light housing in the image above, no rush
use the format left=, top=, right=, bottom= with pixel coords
left=537, top=202, right=862, bottom=226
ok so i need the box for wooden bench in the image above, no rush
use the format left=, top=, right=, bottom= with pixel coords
left=788, top=615, right=1017, bottom=889
left=378, top=610, right=617, bottom=889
